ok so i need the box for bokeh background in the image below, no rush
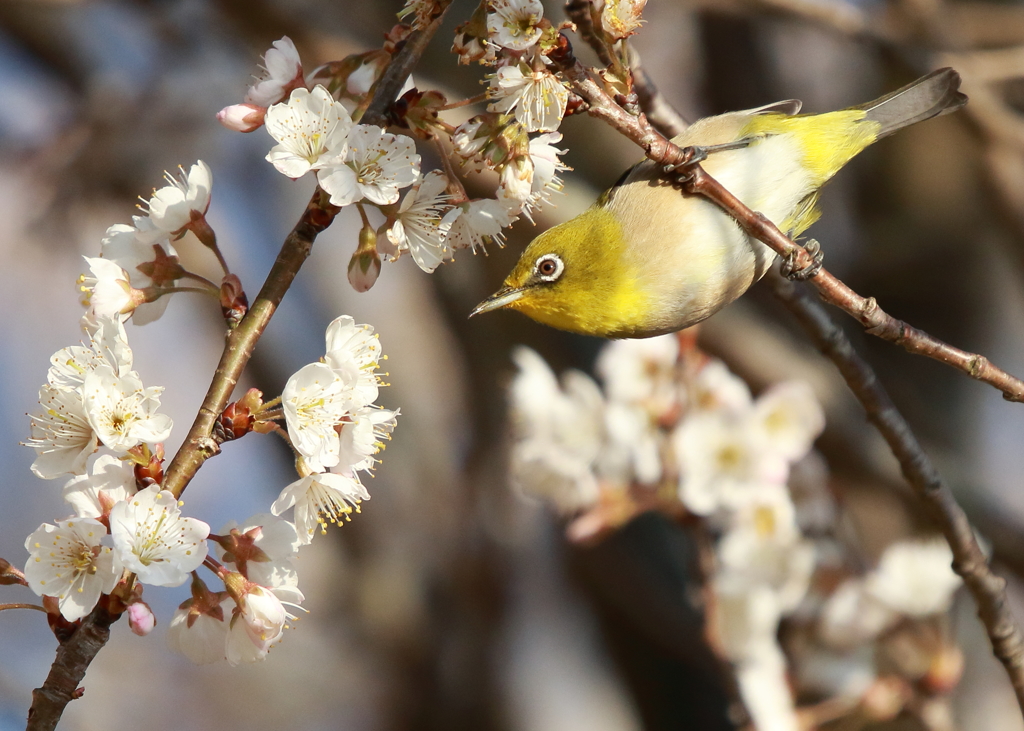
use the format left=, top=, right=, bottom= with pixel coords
left=2, top=0, right=1024, bottom=729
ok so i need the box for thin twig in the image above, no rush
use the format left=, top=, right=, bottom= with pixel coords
left=24, top=8, right=453, bottom=731
left=625, top=45, right=689, bottom=139
left=767, top=271, right=1024, bottom=714
left=546, top=35, right=1024, bottom=403
left=564, top=0, right=689, bottom=138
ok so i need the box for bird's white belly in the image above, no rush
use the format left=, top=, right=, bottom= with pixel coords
left=645, top=135, right=815, bottom=331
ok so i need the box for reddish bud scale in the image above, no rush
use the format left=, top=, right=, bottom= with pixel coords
left=564, top=93, right=588, bottom=116
left=383, top=23, right=413, bottom=55
left=135, top=451, right=165, bottom=487
left=215, top=401, right=255, bottom=442
left=220, top=274, right=249, bottom=327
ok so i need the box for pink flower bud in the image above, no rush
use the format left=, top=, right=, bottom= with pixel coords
left=127, top=601, right=157, bottom=636
left=217, top=104, right=267, bottom=133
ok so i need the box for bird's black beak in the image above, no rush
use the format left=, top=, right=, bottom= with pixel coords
left=470, top=286, right=525, bottom=318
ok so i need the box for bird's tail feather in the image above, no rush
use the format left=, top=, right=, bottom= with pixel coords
left=856, top=68, right=968, bottom=139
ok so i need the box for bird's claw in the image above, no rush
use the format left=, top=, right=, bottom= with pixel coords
left=780, top=239, right=824, bottom=281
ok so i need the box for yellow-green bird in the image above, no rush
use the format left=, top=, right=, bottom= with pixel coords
left=472, top=68, right=967, bottom=338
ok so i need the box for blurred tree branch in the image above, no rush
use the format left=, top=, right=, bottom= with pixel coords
left=768, top=271, right=1024, bottom=715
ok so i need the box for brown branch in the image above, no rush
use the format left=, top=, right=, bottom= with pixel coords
left=564, top=0, right=689, bottom=138
left=683, top=168, right=1024, bottom=402
left=162, top=0, right=452, bottom=499
left=766, top=271, right=1024, bottom=715
left=626, top=45, right=689, bottom=139
left=24, top=8, right=453, bottom=731
left=547, top=35, right=1024, bottom=403
left=25, top=608, right=116, bottom=731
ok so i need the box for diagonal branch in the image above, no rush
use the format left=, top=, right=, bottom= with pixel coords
left=547, top=35, right=1024, bottom=403
left=25, top=8, right=453, bottom=731
left=767, top=271, right=1024, bottom=715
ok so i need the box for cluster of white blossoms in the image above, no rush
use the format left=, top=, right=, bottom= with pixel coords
left=508, top=337, right=964, bottom=731
left=21, top=121, right=401, bottom=664
left=215, top=4, right=579, bottom=287
left=272, top=315, right=396, bottom=544
left=78, top=160, right=214, bottom=326
left=22, top=311, right=397, bottom=665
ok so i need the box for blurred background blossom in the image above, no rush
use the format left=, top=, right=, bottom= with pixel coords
left=2, top=1, right=1024, bottom=730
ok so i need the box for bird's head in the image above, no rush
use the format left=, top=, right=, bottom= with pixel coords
left=471, top=206, right=648, bottom=337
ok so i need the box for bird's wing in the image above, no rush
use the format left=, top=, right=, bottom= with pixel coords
left=741, top=99, right=803, bottom=116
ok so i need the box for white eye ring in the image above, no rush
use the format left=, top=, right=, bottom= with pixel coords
left=534, top=253, right=564, bottom=282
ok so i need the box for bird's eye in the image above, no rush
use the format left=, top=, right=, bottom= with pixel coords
left=534, top=254, right=564, bottom=282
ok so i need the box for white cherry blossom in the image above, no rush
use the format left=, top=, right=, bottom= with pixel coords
left=336, top=405, right=398, bottom=475
left=100, top=221, right=177, bottom=325
left=63, top=454, right=137, bottom=519
left=674, top=412, right=788, bottom=515
left=81, top=365, right=173, bottom=453
left=488, top=63, right=568, bottom=133
left=282, top=362, right=353, bottom=473
left=245, top=36, right=304, bottom=107
left=109, top=485, right=210, bottom=587
left=601, top=0, right=647, bottom=40
left=26, top=385, right=97, bottom=479
left=24, top=518, right=122, bottom=621
left=690, top=359, right=753, bottom=415
left=167, top=598, right=229, bottom=665
left=272, top=472, right=370, bottom=544
left=385, top=170, right=454, bottom=273
left=78, top=257, right=139, bottom=321
left=265, top=85, right=353, bottom=179
left=324, top=316, right=383, bottom=408
left=318, top=125, right=420, bottom=207
left=226, top=583, right=288, bottom=665
left=865, top=538, right=962, bottom=617
left=216, top=514, right=304, bottom=605
left=596, top=334, right=679, bottom=410
left=508, top=347, right=605, bottom=513
left=751, top=381, right=825, bottom=461
left=487, top=0, right=545, bottom=51
left=443, top=198, right=512, bottom=255
left=143, top=161, right=212, bottom=237
left=48, top=316, right=133, bottom=393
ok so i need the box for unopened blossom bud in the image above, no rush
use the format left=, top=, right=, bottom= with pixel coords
left=349, top=225, right=382, bottom=293
left=222, top=573, right=287, bottom=654
left=922, top=644, right=964, bottom=695
left=452, top=2, right=491, bottom=64
left=391, top=88, right=447, bottom=139
left=0, top=558, right=27, bottom=586
left=216, top=103, right=267, bottom=133
left=127, top=600, right=157, bottom=636
left=498, top=154, right=535, bottom=204
left=453, top=114, right=499, bottom=159
left=307, top=51, right=389, bottom=101
left=219, top=273, right=248, bottom=327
